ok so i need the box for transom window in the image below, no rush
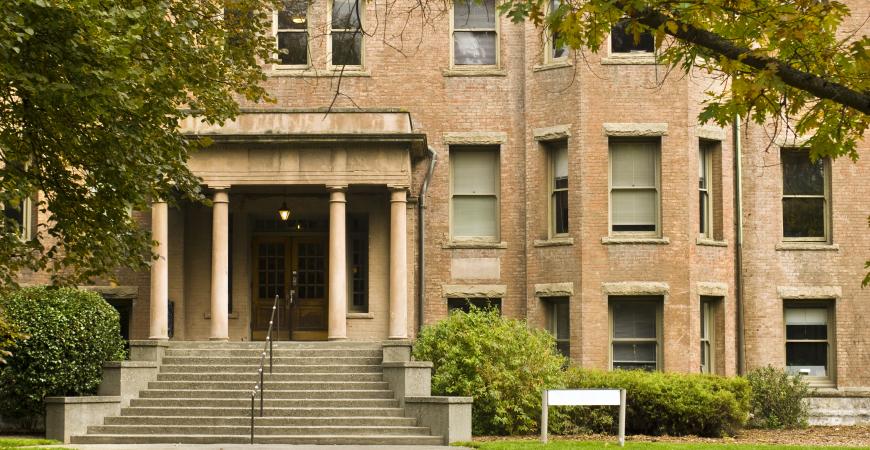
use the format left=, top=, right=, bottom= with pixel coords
left=781, top=149, right=829, bottom=241
left=330, top=0, right=363, bottom=66
left=610, top=18, right=654, bottom=53
left=275, top=0, right=309, bottom=66
left=450, top=146, right=500, bottom=241
left=610, top=139, right=660, bottom=235
left=785, top=305, right=833, bottom=380
left=610, top=297, right=662, bottom=371
left=453, top=0, right=498, bottom=66
left=549, top=141, right=568, bottom=236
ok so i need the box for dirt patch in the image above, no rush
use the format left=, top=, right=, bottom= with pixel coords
left=476, top=426, right=870, bottom=447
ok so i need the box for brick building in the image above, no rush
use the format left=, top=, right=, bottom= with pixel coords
left=10, top=0, right=869, bottom=391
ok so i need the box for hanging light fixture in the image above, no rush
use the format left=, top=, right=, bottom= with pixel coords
left=278, top=200, right=291, bottom=221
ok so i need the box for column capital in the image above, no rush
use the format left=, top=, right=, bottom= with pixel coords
left=390, top=188, right=408, bottom=203
left=213, top=189, right=229, bottom=204
left=327, top=185, right=348, bottom=192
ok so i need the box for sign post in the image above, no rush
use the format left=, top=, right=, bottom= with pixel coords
left=541, top=389, right=627, bottom=446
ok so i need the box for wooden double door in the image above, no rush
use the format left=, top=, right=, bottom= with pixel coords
left=251, top=236, right=328, bottom=341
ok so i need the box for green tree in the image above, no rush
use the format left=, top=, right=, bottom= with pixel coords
left=0, top=0, right=278, bottom=287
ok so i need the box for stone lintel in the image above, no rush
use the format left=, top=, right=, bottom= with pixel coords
left=777, top=286, right=842, bottom=300
left=602, top=281, right=669, bottom=296
left=533, top=125, right=571, bottom=142
left=604, top=123, right=668, bottom=137
left=443, top=132, right=507, bottom=145
left=534, top=282, right=574, bottom=297
left=697, top=125, right=726, bottom=141
left=441, top=284, right=507, bottom=298
left=775, top=132, right=811, bottom=148
left=697, top=282, right=729, bottom=297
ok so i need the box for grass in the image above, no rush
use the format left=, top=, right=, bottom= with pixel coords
left=0, top=438, right=61, bottom=449
left=453, top=440, right=870, bottom=450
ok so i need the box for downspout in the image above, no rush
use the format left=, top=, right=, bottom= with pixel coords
left=417, top=146, right=438, bottom=334
left=733, top=114, right=746, bottom=375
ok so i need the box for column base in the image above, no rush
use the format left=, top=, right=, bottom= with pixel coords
left=146, top=336, right=169, bottom=341
left=328, top=336, right=348, bottom=341
left=388, top=335, right=409, bottom=340
left=209, top=337, right=229, bottom=342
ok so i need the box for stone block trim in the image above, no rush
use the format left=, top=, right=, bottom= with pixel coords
left=603, top=122, right=668, bottom=137
left=442, top=131, right=508, bottom=145
left=777, top=286, right=843, bottom=299
left=441, top=284, right=507, bottom=298
left=696, top=125, right=727, bottom=141
left=697, top=282, right=728, bottom=297
left=602, top=282, right=669, bottom=296
left=534, top=282, right=574, bottom=297
left=532, top=124, right=571, bottom=141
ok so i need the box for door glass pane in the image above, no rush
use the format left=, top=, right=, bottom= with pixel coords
left=612, top=302, right=656, bottom=339
left=453, top=196, right=497, bottom=237
left=782, top=198, right=825, bottom=238
left=454, top=31, right=497, bottom=65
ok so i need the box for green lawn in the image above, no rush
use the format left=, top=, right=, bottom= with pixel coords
left=456, top=440, right=870, bottom=450
left=0, top=438, right=60, bottom=449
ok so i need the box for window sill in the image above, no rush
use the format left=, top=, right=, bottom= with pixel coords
left=776, top=242, right=839, bottom=251
left=697, top=238, right=727, bottom=247
left=443, top=241, right=508, bottom=249
left=601, top=54, right=657, bottom=65
left=266, top=68, right=371, bottom=78
left=442, top=68, right=507, bottom=77
left=533, top=60, right=572, bottom=72
left=203, top=312, right=240, bottom=320
left=347, top=312, right=374, bottom=319
left=533, top=237, right=574, bottom=247
left=601, top=236, right=670, bottom=245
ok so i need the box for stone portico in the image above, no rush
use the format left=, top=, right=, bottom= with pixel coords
left=145, top=110, right=425, bottom=342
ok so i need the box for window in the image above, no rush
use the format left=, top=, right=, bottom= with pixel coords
left=275, top=0, right=309, bottom=66
left=610, top=297, right=661, bottom=371
left=447, top=297, right=501, bottom=313
left=610, top=18, right=654, bottom=53
left=544, top=297, right=569, bottom=357
left=544, top=0, right=567, bottom=63
left=699, top=144, right=712, bottom=238
left=785, top=305, right=833, bottom=380
left=2, top=196, right=33, bottom=241
left=450, top=146, right=499, bottom=240
left=782, top=149, right=829, bottom=241
left=330, top=0, right=363, bottom=67
left=549, top=141, right=568, bottom=236
left=700, top=298, right=713, bottom=373
left=609, top=140, right=659, bottom=235
left=453, top=0, right=497, bottom=66
left=349, top=215, right=369, bottom=313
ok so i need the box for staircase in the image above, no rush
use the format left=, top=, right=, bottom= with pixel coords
left=71, top=341, right=444, bottom=445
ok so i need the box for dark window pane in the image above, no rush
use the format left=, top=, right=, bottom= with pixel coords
left=786, top=324, right=827, bottom=340
left=699, top=192, right=708, bottom=234
left=612, top=224, right=655, bottom=232
left=782, top=151, right=824, bottom=195
left=332, top=0, right=360, bottom=29
left=786, top=342, right=827, bottom=376
left=454, top=0, right=496, bottom=29
left=783, top=197, right=825, bottom=238
left=613, top=343, right=656, bottom=362
left=553, top=190, right=568, bottom=234
left=612, top=303, right=656, bottom=339
left=278, top=0, right=308, bottom=29
left=278, top=32, right=308, bottom=65
left=332, top=32, right=362, bottom=65
left=611, top=19, right=654, bottom=53
left=454, top=31, right=497, bottom=65
left=447, top=298, right=501, bottom=314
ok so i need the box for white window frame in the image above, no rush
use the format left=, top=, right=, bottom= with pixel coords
left=699, top=143, right=713, bottom=239
left=449, top=146, right=501, bottom=242
left=608, top=139, right=661, bottom=237
left=700, top=298, right=713, bottom=374
left=784, top=302, right=835, bottom=385
left=781, top=148, right=830, bottom=243
left=609, top=297, right=663, bottom=371
left=548, top=141, right=569, bottom=238
left=543, top=0, right=568, bottom=64
left=450, top=0, right=500, bottom=69
left=273, top=0, right=311, bottom=70
left=327, top=0, right=365, bottom=70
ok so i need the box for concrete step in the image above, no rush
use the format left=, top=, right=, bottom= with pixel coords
left=155, top=372, right=384, bottom=382
left=104, top=415, right=418, bottom=427
left=167, top=341, right=383, bottom=350
left=120, top=407, right=406, bottom=417
left=87, top=424, right=431, bottom=436
left=809, top=409, right=870, bottom=426
left=160, top=356, right=383, bottom=366
left=71, top=434, right=444, bottom=445
left=159, top=364, right=383, bottom=374
left=139, top=389, right=396, bottom=400
left=147, top=380, right=389, bottom=390
left=164, top=349, right=382, bottom=358
left=129, top=398, right=399, bottom=408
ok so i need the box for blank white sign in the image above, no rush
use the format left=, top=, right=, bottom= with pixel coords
left=547, top=389, right=621, bottom=406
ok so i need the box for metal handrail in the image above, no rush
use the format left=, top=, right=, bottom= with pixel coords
left=250, top=294, right=280, bottom=444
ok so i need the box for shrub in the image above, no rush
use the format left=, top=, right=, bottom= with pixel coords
left=562, top=368, right=751, bottom=437
left=0, top=286, right=125, bottom=429
left=412, top=306, right=566, bottom=435
left=746, top=365, right=810, bottom=429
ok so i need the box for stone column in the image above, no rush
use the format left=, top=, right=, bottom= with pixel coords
left=149, top=200, right=169, bottom=340
left=210, top=188, right=230, bottom=341
left=328, top=187, right=348, bottom=340
left=389, top=188, right=408, bottom=339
